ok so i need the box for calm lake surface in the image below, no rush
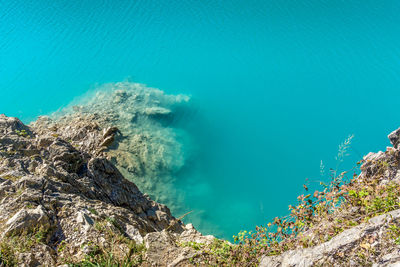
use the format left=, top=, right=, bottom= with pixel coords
left=2, top=0, right=400, bottom=239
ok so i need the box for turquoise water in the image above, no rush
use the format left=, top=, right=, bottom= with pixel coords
left=2, top=0, right=400, bottom=239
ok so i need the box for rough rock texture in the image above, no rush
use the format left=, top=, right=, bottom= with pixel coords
left=144, top=225, right=214, bottom=267
left=0, top=114, right=211, bottom=266
left=3, top=205, right=50, bottom=238
left=388, top=128, right=400, bottom=150
left=260, top=209, right=400, bottom=267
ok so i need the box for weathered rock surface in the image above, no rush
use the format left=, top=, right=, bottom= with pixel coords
left=0, top=114, right=211, bottom=266
left=260, top=209, right=400, bottom=267
left=143, top=224, right=214, bottom=267
left=389, top=128, right=400, bottom=150
left=3, top=205, right=50, bottom=238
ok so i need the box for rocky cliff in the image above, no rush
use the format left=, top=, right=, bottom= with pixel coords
left=0, top=114, right=213, bottom=266
left=2, top=84, right=400, bottom=266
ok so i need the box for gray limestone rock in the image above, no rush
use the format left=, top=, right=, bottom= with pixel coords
left=0, top=113, right=211, bottom=266
left=3, top=205, right=50, bottom=238
left=389, top=128, right=400, bottom=149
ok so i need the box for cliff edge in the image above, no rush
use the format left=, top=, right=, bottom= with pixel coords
left=3, top=103, right=400, bottom=266
left=0, top=114, right=213, bottom=266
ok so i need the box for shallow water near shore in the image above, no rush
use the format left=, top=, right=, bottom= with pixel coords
left=2, top=1, right=400, bottom=239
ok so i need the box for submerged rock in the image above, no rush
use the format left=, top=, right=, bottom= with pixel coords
left=144, top=107, right=172, bottom=116
left=31, top=82, right=192, bottom=212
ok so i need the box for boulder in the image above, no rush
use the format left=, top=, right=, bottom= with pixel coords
left=389, top=128, right=400, bottom=149
left=2, top=205, right=50, bottom=237
left=0, top=114, right=32, bottom=136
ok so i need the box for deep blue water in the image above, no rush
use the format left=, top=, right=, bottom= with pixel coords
left=2, top=0, right=400, bottom=239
